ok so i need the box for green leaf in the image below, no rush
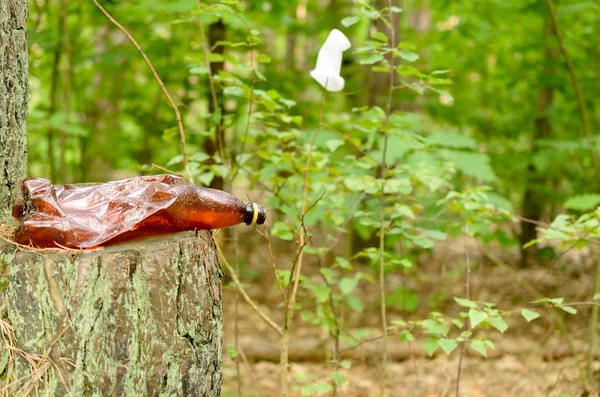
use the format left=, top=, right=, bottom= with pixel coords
left=452, top=319, right=464, bottom=328
left=390, top=6, right=403, bottom=13
left=346, top=295, right=363, bottom=312
left=326, top=139, right=344, bottom=152
left=340, top=360, right=351, bottom=369
left=339, top=277, right=359, bottom=295
left=271, top=221, right=294, bottom=241
left=335, top=257, right=352, bottom=269
left=487, top=316, right=508, bottom=333
left=422, top=319, right=449, bottom=336
left=521, top=309, right=540, bottom=322
left=413, top=237, right=434, bottom=249
left=359, top=54, right=384, bottom=65
left=593, top=292, right=600, bottom=301
left=332, top=372, right=346, bottom=386
left=439, top=338, right=458, bottom=355
left=424, top=230, right=447, bottom=240
left=223, top=86, right=244, bottom=97
left=208, top=53, right=224, bottom=62
left=256, top=53, right=271, bottom=63
left=398, top=329, right=415, bottom=342
left=426, top=132, right=477, bottom=150
left=398, top=50, right=419, bottom=62
left=423, top=338, right=439, bottom=356
left=469, top=309, right=487, bottom=329
left=445, top=150, right=497, bottom=182
left=190, top=152, right=211, bottom=163
left=312, top=285, right=331, bottom=303
left=564, top=194, right=600, bottom=211
left=560, top=305, right=577, bottom=315
left=189, top=66, right=210, bottom=75
left=320, top=268, right=335, bottom=283
left=197, top=172, right=214, bottom=187
left=301, top=311, right=315, bottom=321
left=302, top=383, right=333, bottom=396
left=341, top=16, right=360, bottom=27
left=454, top=297, right=478, bottom=309
left=371, top=31, right=388, bottom=42
left=470, top=340, right=488, bottom=357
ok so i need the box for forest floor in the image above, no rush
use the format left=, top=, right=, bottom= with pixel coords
left=218, top=233, right=600, bottom=397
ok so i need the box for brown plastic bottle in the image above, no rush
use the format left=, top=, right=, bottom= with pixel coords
left=12, top=174, right=266, bottom=249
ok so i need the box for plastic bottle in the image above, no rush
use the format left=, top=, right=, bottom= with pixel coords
left=12, top=174, right=266, bottom=248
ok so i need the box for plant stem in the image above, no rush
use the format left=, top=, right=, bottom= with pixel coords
left=198, top=18, right=228, bottom=169
left=544, top=0, right=600, bottom=190
left=218, top=246, right=283, bottom=336
left=587, top=255, right=600, bottom=384
left=91, top=0, right=193, bottom=183
left=280, top=87, right=327, bottom=397
left=378, top=2, right=397, bottom=394
left=456, top=227, right=471, bottom=397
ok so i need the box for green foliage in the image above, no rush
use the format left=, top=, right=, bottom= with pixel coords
left=24, top=0, right=600, bottom=394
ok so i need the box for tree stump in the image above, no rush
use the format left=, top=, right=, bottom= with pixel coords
left=1, top=230, right=223, bottom=396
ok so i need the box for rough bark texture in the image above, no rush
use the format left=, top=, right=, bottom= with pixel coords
left=0, top=0, right=29, bottom=225
left=2, top=230, right=223, bottom=396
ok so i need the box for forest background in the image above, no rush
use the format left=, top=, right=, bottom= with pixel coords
left=13, top=0, right=600, bottom=395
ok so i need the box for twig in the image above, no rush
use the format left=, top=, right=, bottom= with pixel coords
left=217, top=245, right=282, bottom=335
left=456, top=227, right=471, bottom=397
left=287, top=89, right=328, bottom=321
left=482, top=248, right=576, bottom=355
left=544, top=0, right=600, bottom=190
left=545, top=366, right=566, bottom=397
left=91, top=0, right=193, bottom=183
left=279, top=85, right=327, bottom=397
left=378, top=3, right=397, bottom=394
left=150, top=163, right=187, bottom=179
left=321, top=123, right=376, bottom=162
left=256, top=227, right=286, bottom=304
left=198, top=17, right=228, bottom=168
left=586, top=254, right=600, bottom=384
left=233, top=228, right=242, bottom=397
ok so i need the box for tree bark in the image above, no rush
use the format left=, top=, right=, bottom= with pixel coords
left=0, top=0, right=28, bottom=225
left=520, top=16, right=556, bottom=266
left=1, top=231, right=223, bottom=396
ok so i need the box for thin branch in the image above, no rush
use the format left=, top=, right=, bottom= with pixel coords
left=217, top=245, right=283, bottom=336
left=378, top=2, right=397, bottom=394
left=286, top=88, right=328, bottom=323
left=91, top=0, right=193, bottom=183
left=256, top=227, right=286, bottom=304
left=456, top=227, right=471, bottom=397
left=198, top=18, right=228, bottom=168
left=586, top=255, right=600, bottom=384
left=482, top=248, right=576, bottom=355
left=545, top=0, right=600, bottom=189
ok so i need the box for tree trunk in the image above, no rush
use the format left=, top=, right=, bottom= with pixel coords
left=0, top=4, right=224, bottom=394
left=1, top=231, right=223, bottom=396
left=0, top=0, right=29, bottom=225
left=205, top=20, right=226, bottom=191
left=520, top=16, right=556, bottom=266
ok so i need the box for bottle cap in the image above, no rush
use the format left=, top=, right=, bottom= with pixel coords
left=244, top=203, right=267, bottom=225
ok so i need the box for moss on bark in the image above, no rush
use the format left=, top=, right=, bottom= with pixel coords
left=0, top=0, right=29, bottom=225
left=4, top=231, right=223, bottom=396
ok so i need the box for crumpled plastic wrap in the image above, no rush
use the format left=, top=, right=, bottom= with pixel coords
left=12, top=174, right=265, bottom=249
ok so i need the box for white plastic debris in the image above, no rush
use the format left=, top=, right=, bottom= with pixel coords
left=310, top=29, right=351, bottom=92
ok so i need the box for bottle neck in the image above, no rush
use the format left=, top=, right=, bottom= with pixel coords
left=243, top=203, right=266, bottom=225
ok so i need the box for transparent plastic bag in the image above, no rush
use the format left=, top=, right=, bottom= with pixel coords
left=13, top=175, right=266, bottom=248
